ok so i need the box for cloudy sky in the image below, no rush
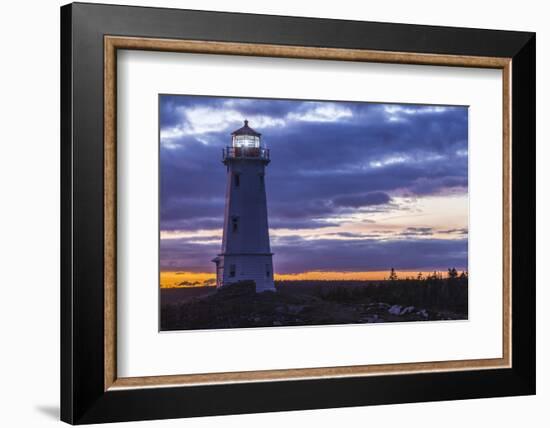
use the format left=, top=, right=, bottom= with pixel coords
left=159, top=95, right=468, bottom=279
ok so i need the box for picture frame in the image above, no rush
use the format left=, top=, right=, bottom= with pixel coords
left=61, top=2, right=535, bottom=424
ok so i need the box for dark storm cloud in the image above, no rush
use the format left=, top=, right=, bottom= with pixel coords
left=398, top=227, right=434, bottom=237
left=268, top=218, right=339, bottom=229
left=440, top=228, right=469, bottom=235
left=271, top=236, right=467, bottom=274
left=160, top=238, right=220, bottom=271
left=326, top=232, right=384, bottom=239
left=332, top=191, right=391, bottom=208
left=161, top=235, right=468, bottom=274
left=160, top=96, right=467, bottom=227
left=407, top=176, right=468, bottom=196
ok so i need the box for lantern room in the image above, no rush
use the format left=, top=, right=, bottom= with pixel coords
left=224, top=120, right=270, bottom=162
left=231, top=120, right=261, bottom=148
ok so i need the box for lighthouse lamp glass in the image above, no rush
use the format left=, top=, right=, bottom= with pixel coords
left=233, top=135, right=260, bottom=148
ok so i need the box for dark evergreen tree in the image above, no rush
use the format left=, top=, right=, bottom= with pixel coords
left=448, top=267, right=458, bottom=279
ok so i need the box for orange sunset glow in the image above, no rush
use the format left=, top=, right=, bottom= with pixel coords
left=160, top=270, right=456, bottom=288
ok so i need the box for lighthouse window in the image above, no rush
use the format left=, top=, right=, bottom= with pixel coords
left=231, top=216, right=239, bottom=233
left=229, top=264, right=236, bottom=278
left=234, top=174, right=240, bottom=187
left=259, top=174, right=264, bottom=187
left=266, top=265, right=271, bottom=278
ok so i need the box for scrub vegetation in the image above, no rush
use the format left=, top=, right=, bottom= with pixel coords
left=160, top=269, right=468, bottom=331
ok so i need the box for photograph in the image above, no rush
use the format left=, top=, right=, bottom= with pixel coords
left=159, top=95, right=469, bottom=331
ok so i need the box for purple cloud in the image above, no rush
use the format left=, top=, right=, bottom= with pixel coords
left=332, top=191, right=391, bottom=208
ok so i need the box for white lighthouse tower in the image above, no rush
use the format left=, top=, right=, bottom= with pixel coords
left=212, top=120, right=275, bottom=292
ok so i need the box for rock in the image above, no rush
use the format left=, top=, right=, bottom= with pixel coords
left=400, top=306, right=415, bottom=315
left=388, top=304, right=402, bottom=315
left=359, top=314, right=380, bottom=323
left=287, top=304, right=305, bottom=314
left=417, top=309, right=429, bottom=318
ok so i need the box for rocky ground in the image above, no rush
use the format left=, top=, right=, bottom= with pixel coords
left=160, top=279, right=468, bottom=331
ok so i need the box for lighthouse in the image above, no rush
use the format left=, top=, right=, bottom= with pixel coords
left=212, top=120, right=275, bottom=292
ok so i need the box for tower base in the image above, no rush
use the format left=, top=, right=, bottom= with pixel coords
left=212, top=254, right=275, bottom=293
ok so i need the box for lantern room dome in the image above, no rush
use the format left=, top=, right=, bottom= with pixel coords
left=231, top=120, right=261, bottom=137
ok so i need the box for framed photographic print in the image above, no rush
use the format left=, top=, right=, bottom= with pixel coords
left=61, top=2, right=535, bottom=424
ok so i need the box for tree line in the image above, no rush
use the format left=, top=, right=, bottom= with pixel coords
left=387, top=267, right=468, bottom=282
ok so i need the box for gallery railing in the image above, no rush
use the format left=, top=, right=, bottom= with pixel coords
left=223, top=146, right=270, bottom=161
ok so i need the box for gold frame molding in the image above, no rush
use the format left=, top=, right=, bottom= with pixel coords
left=104, top=35, right=512, bottom=391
